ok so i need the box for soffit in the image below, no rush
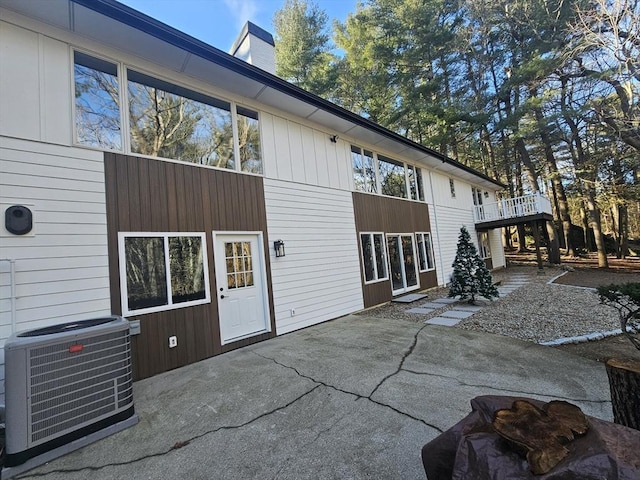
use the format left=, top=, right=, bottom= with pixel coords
left=0, top=0, right=504, bottom=191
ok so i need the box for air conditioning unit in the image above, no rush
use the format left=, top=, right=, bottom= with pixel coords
left=2, top=316, right=138, bottom=478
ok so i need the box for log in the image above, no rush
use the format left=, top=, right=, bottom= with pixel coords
left=606, top=359, right=640, bottom=430
left=492, top=400, right=589, bottom=474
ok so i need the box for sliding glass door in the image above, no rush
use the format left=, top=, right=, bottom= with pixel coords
left=387, top=234, right=419, bottom=295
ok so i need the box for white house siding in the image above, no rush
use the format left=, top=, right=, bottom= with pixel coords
left=0, top=20, right=71, bottom=145
left=260, top=112, right=352, bottom=190
left=427, top=170, right=491, bottom=285
left=264, top=179, right=363, bottom=335
left=0, top=138, right=112, bottom=400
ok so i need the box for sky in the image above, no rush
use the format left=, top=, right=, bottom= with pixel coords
left=119, top=0, right=358, bottom=53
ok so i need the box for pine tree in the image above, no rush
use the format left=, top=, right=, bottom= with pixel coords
left=448, top=226, right=499, bottom=304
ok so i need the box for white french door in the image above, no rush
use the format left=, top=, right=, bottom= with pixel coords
left=387, top=234, right=419, bottom=295
left=213, top=232, right=270, bottom=344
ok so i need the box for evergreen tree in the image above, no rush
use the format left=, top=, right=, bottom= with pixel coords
left=273, top=0, right=337, bottom=98
left=448, top=226, right=499, bottom=304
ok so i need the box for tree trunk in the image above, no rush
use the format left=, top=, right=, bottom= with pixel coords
left=606, top=359, right=640, bottom=430
left=584, top=185, right=609, bottom=268
left=579, top=201, right=593, bottom=251
left=517, top=224, right=528, bottom=252
left=532, top=103, right=576, bottom=257
left=545, top=221, right=561, bottom=264
left=503, top=226, right=512, bottom=250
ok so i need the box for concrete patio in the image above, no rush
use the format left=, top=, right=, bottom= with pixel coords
left=16, top=314, right=612, bottom=480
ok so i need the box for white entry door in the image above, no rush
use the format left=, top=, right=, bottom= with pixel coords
left=214, top=233, right=270, bottom=344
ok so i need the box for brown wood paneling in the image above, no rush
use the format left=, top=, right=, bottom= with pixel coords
left=352, top=192, right=436, bottom=308
left=105, top=154, right=274, bottom=380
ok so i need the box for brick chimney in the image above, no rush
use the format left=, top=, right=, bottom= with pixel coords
left=229, top=22, right=276, bottom=75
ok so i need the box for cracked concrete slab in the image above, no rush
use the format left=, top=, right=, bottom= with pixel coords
left=18, top=315, right=613, bottom=480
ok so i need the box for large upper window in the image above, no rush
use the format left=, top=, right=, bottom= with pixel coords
left=378, top=155, right=407, bottom=198
left=237, top=107, right=263, bottom=174
left=360, top=233, right=388, bottom=283
left=408, top=165, right=425, bottom=201
left=73, top=52, right=262, bottom=174
left=119, top=232, right=210, bottom=315
left=416, top=232, right=435, bottom=272
left=128, top=70, right=235, bottom=168
left=74, top=52, right=122, bottom=150
left=351, top=146, right=377, bottom=193
left=352, top=146, right=426, bottom=201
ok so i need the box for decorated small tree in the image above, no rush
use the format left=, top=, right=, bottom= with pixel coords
left=448, top=226, right=499, bottom=304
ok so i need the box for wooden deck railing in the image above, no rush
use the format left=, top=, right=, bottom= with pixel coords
left=473, top=192, right=552, bottom=223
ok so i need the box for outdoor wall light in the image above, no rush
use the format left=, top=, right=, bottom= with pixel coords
left=484, top=191, right=490, bottom=198
left=329, top=134, right=339, bottom=143
left=274, top=240, right=285, bottom=257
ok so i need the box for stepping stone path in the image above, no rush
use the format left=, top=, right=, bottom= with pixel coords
left=404, top=272, right=532, bottom=327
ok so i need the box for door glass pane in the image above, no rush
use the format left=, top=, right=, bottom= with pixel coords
left=224, top=240, right=253, bottom=289
left=402, top=236, right=417, bottom=287
left=388, top=236, right=404, bottom=291
left=124, top=237, right=167, bottom=310
left=169, top=236, right=206, bottom=304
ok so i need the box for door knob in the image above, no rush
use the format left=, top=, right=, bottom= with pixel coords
left=220, top=294, right=226, bottom=299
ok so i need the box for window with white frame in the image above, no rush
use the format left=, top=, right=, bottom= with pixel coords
left=351, top=146, right=377, bottom=193
left=73, top=52, right=262, bottom=174
left=477, top=232, right=491, bottom=259
left=360, top=233, right=389, bottom=283
left=449, top=178, right=456, bottom=198
left=119, top=232, right=210, bottom=315
left=378, top=155, right=407, bottom=198
left=350, top=147, right=428, bottom=202
left=74, top=52, right=122, bottom=150
left=408, top=165, right=425, bottom=201
left=416, top=232, right=435, bottom=271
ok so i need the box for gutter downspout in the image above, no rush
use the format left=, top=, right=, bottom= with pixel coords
left=0, top=259, right=16, bottom=334
left=427, top=172, right=446, bottom=286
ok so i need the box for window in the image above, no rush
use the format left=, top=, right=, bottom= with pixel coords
left=128, top=70, right=235, bottom=168
left=73, top=52, right=262, bottom=174
left=408, top=166, right=426, bottom=201
left=224, top=241, right=254, bottom=289
left=378, top=155, right=407, bottom=198
left=119, top=232, right=210, bottom=315
left=351, top=146, right=377, bottom=193
left=74, top=52, right=122, bottom=150
left=416, top=232, right=435, bottom=272
left=360, top=233, right=388, bottom=283
left=449, top=178, right=456, bottom=198
left=237, top=107, right=262, bottom=174
left=477, top=232, right=491, bottom=259
left=472, top=187, right=483, bottom=206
